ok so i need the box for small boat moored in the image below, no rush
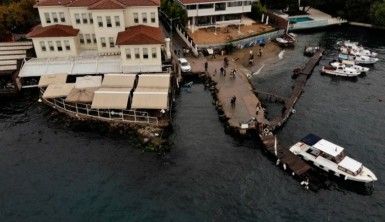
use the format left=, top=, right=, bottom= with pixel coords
left=289, top=134, right=377, bottom=183
left=338, top=40, right=378, bottom=57
left=338, top=53, right=379, bottom=65
left=321, top=65, right=361, bottom=77
left=330, top=60, right=370, bottom=74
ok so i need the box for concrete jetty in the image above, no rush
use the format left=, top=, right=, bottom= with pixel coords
left=188, top=47, right=325, bottom=183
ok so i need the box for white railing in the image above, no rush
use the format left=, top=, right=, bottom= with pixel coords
left=41, top=90, right=159, bottom=125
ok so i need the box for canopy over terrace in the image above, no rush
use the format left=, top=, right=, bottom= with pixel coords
left=75, top=75, right=102, bottom=89
left=91, top=88, right=131, bottom=110
left=131, top=88, right=169, bottom=110
left=19, top=55, right=123, bottom=78
left=38, top=74, right=68, bottom=87
left=101, top=74, right=136, bottom=88
left=42, top=83, right=74, bottom=99
left=137, top=74, right=171, bottom=89
left=65, top=87, right=97, bottom=103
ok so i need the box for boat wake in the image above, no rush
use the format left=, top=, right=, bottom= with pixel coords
left=248, top=64, right=265, bottom=78
left=278, top=50, right=285, bottom=60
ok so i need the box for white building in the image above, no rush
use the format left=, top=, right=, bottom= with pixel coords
left=28, top=0, right=166, bottom=73
left=177, top=0, right=257, bottom=32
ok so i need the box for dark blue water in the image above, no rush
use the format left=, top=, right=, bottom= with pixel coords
left=1, top=26, right=384, bottom=221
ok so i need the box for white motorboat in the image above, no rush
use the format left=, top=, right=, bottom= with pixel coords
left=290, top=134, right=377, bottom=183
left=340, top=46, right=378, bottom=58
left=330, top=60, right=370, bottom=73
left=338, top=53, right=379, bottom=65
left=321, top=65, right=361, bottom=77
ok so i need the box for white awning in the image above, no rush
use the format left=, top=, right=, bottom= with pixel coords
left=75, top=75, right=102, bottom=89
left=131, top=89, right=169, bottom=110
left=38, top=74, right=68, bottom=87
left=42, top=83, right=74, bottom=99
left=313, top=139, right=344, bottom=157
left=101, top=74, right=136, bottom=88
left=91, top=88, right=131, bottom=109
left=338, top=156, right=362, bottom=173
left=137, top=74, right=170, bottom=89
left=19, top=55, right=123, bottom=77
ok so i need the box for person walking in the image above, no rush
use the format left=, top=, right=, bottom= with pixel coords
left=259, top=47, right=263, bottom=57
left=204, top=61, right=208, bottom=72
left=220, top=67, right=224, bottom=76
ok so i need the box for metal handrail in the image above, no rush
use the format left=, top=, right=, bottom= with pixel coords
left=40, top=89, right=159, bottom=125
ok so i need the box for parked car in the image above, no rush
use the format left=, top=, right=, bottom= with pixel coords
left=178, top=58, right=191, bottom=72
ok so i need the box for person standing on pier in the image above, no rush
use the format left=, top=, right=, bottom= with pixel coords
left=220, top=67, right=224, bottom=76
left=231, top=96, right=237, bottom=107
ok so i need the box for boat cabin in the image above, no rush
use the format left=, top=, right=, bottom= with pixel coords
left=301, top=134, right=363, bottom=176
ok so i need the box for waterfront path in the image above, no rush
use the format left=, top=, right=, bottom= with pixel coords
left=190, top=57, right=269, bottom=130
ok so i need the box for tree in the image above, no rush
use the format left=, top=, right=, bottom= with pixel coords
left=0, top=0, right=38, bottom=35
left=251, top=1, right=267, bottom=21
left=160, top=0, right=188, bottom=27
left=371, top=1, right=385, bottom=26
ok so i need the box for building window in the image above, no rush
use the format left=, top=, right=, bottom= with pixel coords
left=101, top=37, right=106, bottom=47
left=89, top=13, right=93, bottom=24
left=75, top=13, right=80, bottom=24
left=106, top=16, right=112, bottom=27
left=82, top=13, right=88, bottom=24
left=45, top=13, right=51, bottom=24
left=86, top=34, right=91, bottom=44
left=151, top=12, right=156, bottom=23
left=79, top=34, right=84, bottom=44
left=114, top=16, right=120, bottom=27
left=243, top=1, right=252, bottom=6
left=52, top=12, right=58, bottom=23
left=186, top=5, right=197, bottom=10
left=151, top=48, right=157, bottom=58
left=59, top=12, right=65, bottom=22
left=133, top=13, right=139, bottom=23
left=125, top=48, right=131, bottom=59
left=143, top=48, right=148, bottom=59
left=142, top=13, right=147, bottom=23
left=56, top=41, right=62, bottom=51
left=97, top=16, right=103, bottom=27
left=109, top=37, right=114, bottom=48
left=198, top=3, right=213, bottom=9
left=92, top=34, right=97, bottom=44
left=64, top=40, right=70, bottom=50
left=228, top=2, right=243, bottom=7
left=134, top=48, right=140, bottom=59
left=40, top=41, right=46, bottom=52
left=48, top=41, right=54, bottom=51
left=215, top=3, right=226, bottom=11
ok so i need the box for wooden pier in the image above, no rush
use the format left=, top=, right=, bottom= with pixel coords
left=193, top=48, right=325, bottom=182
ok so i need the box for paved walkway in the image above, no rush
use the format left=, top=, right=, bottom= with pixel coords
left=190, top=57, right=269, bottom=129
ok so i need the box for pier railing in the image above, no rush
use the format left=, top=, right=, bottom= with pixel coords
left=41, top=92, right=159, bottom=125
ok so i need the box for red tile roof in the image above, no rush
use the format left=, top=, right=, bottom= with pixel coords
left=27, top=25, right=80, bottom=38
left=66, top=0, right=100, bottom=7
left=179, top=0, right=220, bottom=4
left=116, top=25, right=164, bottom=45
left=88, top=0, right=125, bottom=9
left=36, top=0, right=159, bottom=7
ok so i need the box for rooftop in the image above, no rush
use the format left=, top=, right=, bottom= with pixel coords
left=36, top=0, right=159, bottom=8
left=27, top=25, right=79, bottom=38
left=116, top=25, right=164, bottom=45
